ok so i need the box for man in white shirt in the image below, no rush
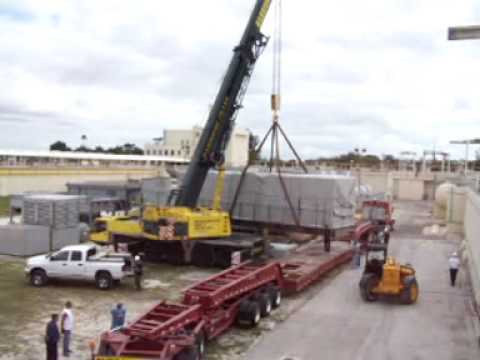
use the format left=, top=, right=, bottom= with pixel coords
left=60, top=301, right=74, bottom=357
left=449, top=252, right=460, bottom=287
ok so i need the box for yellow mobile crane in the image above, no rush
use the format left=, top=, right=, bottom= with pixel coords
left=139, top=0, right=272, bottom=266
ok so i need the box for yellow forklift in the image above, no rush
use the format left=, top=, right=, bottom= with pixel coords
left=359, top=243, right=419, bottom=304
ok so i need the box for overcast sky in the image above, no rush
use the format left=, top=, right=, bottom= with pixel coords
left=1, top=0, right=480, bottom=160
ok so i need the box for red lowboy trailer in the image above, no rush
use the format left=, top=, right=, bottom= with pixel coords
left=95, top=243, right=353, bottom=360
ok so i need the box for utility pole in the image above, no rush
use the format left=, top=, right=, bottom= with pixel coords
left=447, top=25, right=480, bottom=176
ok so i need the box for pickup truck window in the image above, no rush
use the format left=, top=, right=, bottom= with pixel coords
left=51, top=251, right=69, bottom=261
left=87, top=247, right=97, bottom=259
left=71, top=251, right=82, bottom=261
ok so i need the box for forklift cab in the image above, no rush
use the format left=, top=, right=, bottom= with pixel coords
left=362, top=200, right=393, bottom=225
left=364, top=243, right=388, bottom=279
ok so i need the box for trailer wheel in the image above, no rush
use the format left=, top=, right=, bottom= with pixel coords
left=96, top=271, right=112, bottom=290
left=195, top=331, right=205, bottom=357
left=237, top=300, right=261, bottom=328
left=174, top=346, right=199, bottom=360
left=256, top=292, right=272, bottom=317
left=30, top=269, right=47, bottom=287
left=266, top=285, right=282, bottom=309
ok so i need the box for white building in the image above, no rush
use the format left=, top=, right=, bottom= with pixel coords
left=144, top=126, right=250, bottom=168
left=0, top=149, right=187, bottom=168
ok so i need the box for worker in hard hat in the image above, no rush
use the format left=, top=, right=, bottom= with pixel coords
left=133, top=255, right=144, bottom=291
left=448, top=252, right=460, bottom=287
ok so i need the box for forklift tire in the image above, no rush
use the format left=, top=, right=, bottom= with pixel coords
left=96, top=271, right=113, bottom=290
left=266, top=285, right=282, bottom=309
left=359, top=273, right=379, bottom=302
left=237, top=300, right=261, bottom=328
left=255, top=292, right=272, bottom=317
left=30, top=269, right=47, bottom=287
left=400, top=276, right=419, bottom=304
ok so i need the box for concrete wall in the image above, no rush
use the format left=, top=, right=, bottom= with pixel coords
left=394, top=179, right=425, bottom=200
left=0, top=169, right=160, bottom=196
left=361, top=172, right=389, bottom=194
left=464, top=189, right=480, bottom=306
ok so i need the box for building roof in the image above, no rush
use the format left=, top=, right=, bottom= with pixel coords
left=0, top=149, right=188, bottom=163
left=66, top=180, right=141, bottom=189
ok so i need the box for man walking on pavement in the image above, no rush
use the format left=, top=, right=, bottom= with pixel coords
left=111, top=303, right=126, bottom=329
left=134, top=255, right=144, bottom=291
left=61, top=301, right=74, bottom=357
left=45, top=314, right=60, bottom=360
left=449, top=252, right=460, bottom=287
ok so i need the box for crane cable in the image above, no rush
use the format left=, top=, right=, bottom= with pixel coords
left=271, top=0, right=282, bottom=122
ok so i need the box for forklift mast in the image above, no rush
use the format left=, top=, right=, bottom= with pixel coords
left=174, top=0, right=271, bottom=208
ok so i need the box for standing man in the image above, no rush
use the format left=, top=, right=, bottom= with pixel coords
left=45, top=314, right=60, bottom=360
left=60, top=301, right=74, bottom=357
left=134, top=255, right=144, bottom=291
left=111, top=303, right=126, bottom=329
left=449, top=252, right=460, bottom=287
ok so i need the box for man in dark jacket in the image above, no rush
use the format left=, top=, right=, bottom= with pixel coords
left=45, top=314, right=60, bottom=360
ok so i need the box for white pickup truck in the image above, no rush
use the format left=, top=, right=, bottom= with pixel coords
left=25, top=244, right=134, bottom=290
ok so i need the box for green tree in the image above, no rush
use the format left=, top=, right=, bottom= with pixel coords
left=49, top=141, right=71, bottom=151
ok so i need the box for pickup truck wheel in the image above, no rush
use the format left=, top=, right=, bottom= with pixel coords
left=96, top=272, right=112, bottom=290
left=30, top=269, right=47, bottom=287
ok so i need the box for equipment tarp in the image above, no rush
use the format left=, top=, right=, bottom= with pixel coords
left=198, top=171, right=357, bottom=230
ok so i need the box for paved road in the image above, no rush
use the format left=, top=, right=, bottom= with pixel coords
left=244, top=201, right=480, bottom=360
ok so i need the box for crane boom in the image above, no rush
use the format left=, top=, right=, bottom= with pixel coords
left=175, top=0, right=271, bottom=207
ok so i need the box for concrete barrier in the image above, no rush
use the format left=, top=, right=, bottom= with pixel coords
left=464, top=189, right=480, bottom=306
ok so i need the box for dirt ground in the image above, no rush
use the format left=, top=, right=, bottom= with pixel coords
left=0, top=239, right=348, bottom=360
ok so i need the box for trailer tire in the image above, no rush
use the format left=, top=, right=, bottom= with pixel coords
left=256, top=292, right=272, bottom=317
left=174, top=346, right=199, bottom=360
left=96, top=271, right=112, bottom=290
left=195, top=331, right=205, bottom=357
left=266, top=285, right=282, bottom=309
left=30, top=269, right=47, bottom=287
left=237, top=300, right=261, bottom=328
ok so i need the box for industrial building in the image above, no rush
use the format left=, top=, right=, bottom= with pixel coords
left=144, top=126, right=250, bottom=168
left=0, top=149, right=188, bottom=168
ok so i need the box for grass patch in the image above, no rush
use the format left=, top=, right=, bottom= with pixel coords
left=0, top=196, right=9, bottom=216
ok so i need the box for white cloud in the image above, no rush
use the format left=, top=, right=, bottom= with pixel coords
left=0, top=0, right=479, bottom=160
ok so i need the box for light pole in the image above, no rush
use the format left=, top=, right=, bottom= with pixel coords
left=448, top=25, right=480, bottom=41
left=447, top=25, right=480, bottom=175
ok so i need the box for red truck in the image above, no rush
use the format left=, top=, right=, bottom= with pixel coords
left=354, top=200, right=395, bottom=247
